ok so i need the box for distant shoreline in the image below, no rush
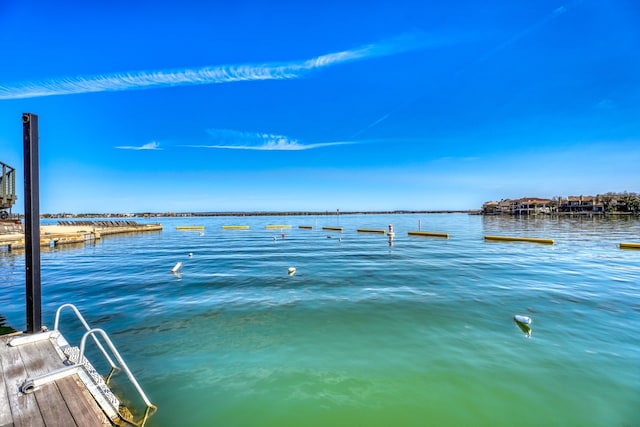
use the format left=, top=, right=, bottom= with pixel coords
left=6, top=210, right=637, bottom=220
left=38, top=210, right=476, bottom=219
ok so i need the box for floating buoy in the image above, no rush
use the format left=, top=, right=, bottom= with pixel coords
left=171, top=262, right=183, bottom=273
left=288, top=267, right=296, bottom=275
left=188, top=253, right=193, bottom=258
left=514, top=314, right=532, bottom=337
left=514, top=315, right=532, bottom=325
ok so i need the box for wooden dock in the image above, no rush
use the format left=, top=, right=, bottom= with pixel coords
left=0, top=333, right=113, bottom=426
left=0, top=221, right=163, bottom=251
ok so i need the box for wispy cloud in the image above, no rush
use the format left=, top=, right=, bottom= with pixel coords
left=184, top=129, right=359, bottom=151
left=115, top=141, right=162, bottom=150
left=472, top=2, right=576, bottom=66
left=0, top=33, right=436, bottom=100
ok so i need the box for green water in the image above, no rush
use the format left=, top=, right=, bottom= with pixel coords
left=2, top=214, right=639, bottom=426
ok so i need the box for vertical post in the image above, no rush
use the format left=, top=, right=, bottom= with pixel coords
left=23, top=112, right=42, bottom=334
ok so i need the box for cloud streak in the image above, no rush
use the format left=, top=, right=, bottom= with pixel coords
left=0, top=33, right=435, bottom=100
left=115, top=141, right=162, bottom=150
left=184, top=128, right=359, bottom=151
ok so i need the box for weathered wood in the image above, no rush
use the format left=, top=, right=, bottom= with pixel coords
left=0, top=337, right=45, bottom=427
left=0, top=335, right=113, bottom=426
left=0, top=344, right=15, bottom=427
left=30, top=339, right=110, bottom=426
left=21, top=340, right=76, bottom=427
left=32, top=383, right=77, bottom=427
left=57, top=376, right=112, bottom=426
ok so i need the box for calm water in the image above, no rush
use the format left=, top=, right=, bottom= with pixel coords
left=1, top=214, right=639, bottom=426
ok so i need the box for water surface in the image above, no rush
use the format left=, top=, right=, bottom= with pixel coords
left=2, top=214, right=639, bottom=426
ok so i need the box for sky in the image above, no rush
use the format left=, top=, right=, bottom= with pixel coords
left=1, top=0, right=639, bottom=214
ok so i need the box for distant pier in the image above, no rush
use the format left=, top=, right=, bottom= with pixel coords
left=0, top=220, right=162, bottom=251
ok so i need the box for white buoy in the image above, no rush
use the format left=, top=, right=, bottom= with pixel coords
left=188, top=253, right=193, bottom=257
left=288, top=267, right=296, bottom=275
left=514, top=314, right=532, bottom=325
left=171, top=262, right=183, bottom=273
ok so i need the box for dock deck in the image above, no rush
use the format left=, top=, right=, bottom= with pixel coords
left=1, top=333, right=113, bottom=426
left=0, top=221, right=163, bottom=251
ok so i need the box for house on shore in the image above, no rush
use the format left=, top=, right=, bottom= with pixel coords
left=482, top=198, right=552, bottom=215
left=558, top=195, right=605, bottom=214
left=481, top=194, right=631, bottom=215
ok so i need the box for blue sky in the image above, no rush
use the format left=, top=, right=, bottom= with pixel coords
left=1, top=0, right=639, bottom=213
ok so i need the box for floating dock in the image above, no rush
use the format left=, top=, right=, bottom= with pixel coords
left=357, top=228, right=386, bottom=234
left=408, top=231, right=449, bottom=238
left=221, top=225, right=250, bottom=229
left=322, top=226, right=343, bottom=232
left=298, top=225, right=314, bottom=229
left=265, top=225, right=292, bottom=229
left=0, top=332, right=114, bottom=426
left=0, top=221, right=162, bottom=251
left=620, top=242, right=640, bottom=250
left=176, top=225, right=204, bottom=230
left=484, top=235, right=554, bottom=244
left=0, top=304, right=156, bottom=427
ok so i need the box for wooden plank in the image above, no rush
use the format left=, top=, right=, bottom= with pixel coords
left=30, top=339, right=110, bottom=426
left=57, top=376, right=112, bottom=426
left=0, top=337, right=45, bottom=427
left=1, top=335, right=111, bottom=427
left=19, top=340, right=76, bottom=427
left=0, top=337, right=16, bottom=427
left=31, top=383, right=77, bottom=427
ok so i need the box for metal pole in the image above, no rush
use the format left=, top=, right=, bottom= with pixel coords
left=23, top=112, right=42, bottom=334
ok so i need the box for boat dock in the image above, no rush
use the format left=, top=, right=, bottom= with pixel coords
left=1, top=332, right=112, bottom=426
left=1, top=115, right=156, bottom=426
left=0, top=220, right=162, bottom=251
left=1, top=303, right=157, bottom=426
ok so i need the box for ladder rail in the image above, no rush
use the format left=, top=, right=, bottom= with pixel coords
left=53, top=303, right=157, bottom=425
left=53, top=303, right=117, bottom=369
left=79, top=328, right=157, bottom=411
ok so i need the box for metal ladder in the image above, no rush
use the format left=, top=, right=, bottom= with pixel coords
left=18, top=303, right=157, bottom=426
